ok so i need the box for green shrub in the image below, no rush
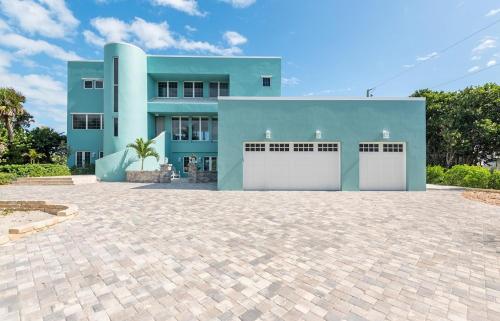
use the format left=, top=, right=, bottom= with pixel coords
left=490, top=170, right=500, bottom=190
left=0, top=164, right=70, bottom=177
left=70, top=165, right=95, bottom=175
left=444, top=165, right=491, bottom=188
left=426, top=165, right=445, bottom=184
left=0, top=173, right=17, bottom=185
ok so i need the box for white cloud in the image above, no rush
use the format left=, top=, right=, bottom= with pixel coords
left=0, top=32, right=82, bottom=61
left=84, top=17, right=245, bottom=56
left=185, top=25, right=197, bottom=33
left=486, top=59, right=497, bottom=67
left=282, top=77, right=300, bottom=86
left=416, top=52, right=438, bottom=61
left=0, top=49, right=11, bottom=70
left=151, top=0, right=205, bottom=16
left=486, top=8, right=500, bottom=17
left=472, top=37, right=497, bottom=54
left=0, top=18, right=9, bottom=31
left=468, top=66, right=480, bottom=73
left=223, top=31, right=247, bottom=46
left=220, top=0, right=256, bottom=8
left=0, top=0, right=79, bottom=39
left=403, top=64, right=415, bottom=68
left=471, top=55, right=481, bottom=61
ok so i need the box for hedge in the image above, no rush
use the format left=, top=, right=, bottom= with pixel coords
left=427, top=165, right=499, bottom=190
left=0, top=173, right=17, bottom=185
left=0, top=164, right=71, bottom=177
left=70, top=165, right=95, bottom=175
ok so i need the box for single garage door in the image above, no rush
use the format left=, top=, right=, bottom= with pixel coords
left=243, top=142, right=340, bottom=190
left=359, top=142, right=406, bottom=191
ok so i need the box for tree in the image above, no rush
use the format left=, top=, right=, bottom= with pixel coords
left=23, top=149, right=43, bottom=164
left=0, top=88, right=28, bottom=144
left=127, top=138, right=159, bottom=170
left=29, top=127, right=66, bottom=163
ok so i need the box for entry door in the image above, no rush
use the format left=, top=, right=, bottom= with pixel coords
left=155, top=116, right=165, bottom=136
left=359, top=142, right=406, bottom=191
left=243, top=142, right=341, bottom=190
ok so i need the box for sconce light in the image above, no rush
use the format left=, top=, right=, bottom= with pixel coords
left=315, top=130, right=322, bottom=140
left=382, top=129, right=390, bottom=139
left=265, top=129, right=272, bottom=139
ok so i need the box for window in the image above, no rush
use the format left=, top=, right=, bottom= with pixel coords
left=359, top=143, right=379, bottom=152
left=87, top=114, right=102, bottom=129
left=211, top=118, right=218, bottom=141
left=75, top=151, right=91, bottom=168
left=192, top=117, right=209, bottom=141
left=183, top=156, right=190, bottom=173
left=113, top=57, right=118, bottom=112
left=203, top=156, right=217, bottom=171
left=209, top=82, right=229, bottom=97
left=72, top=114, right=87, bottom=129
left=245, top=143, right=265, bottom=152
left=172, top=117, right=189, bottom=140
left=99, top=151, right=104, bottom=159
left=293, top=143, right=314, bottom=152
left=184, top=82, right=203, bottom=98
left=83, top=80, right=93, bottom=89
left=95, top=80, right=103, bottom=89
left=270, top=143, right=290, bottom=152
left=262, top=77, right=271, bottom=87
left=113, top=117, right=118, bottom=137
left=318, top=143, right=338, bottom=152
left=158, top=82, right=178, bottom=97
left=383, top=143, right=404, bottom=152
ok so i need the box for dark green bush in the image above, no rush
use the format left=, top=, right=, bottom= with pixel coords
left=444, top=165, right=491, bottom=188
left=0, top=173, right=17, bottom=185
left=0, top=164, right=70, bottom=177
left=70, top=165, right=95, bottom=175
left=426, top=165, right=445, bottom=184
left=490, top=170, right=500, bottom=190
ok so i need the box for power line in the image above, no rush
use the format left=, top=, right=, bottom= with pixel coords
left=367, top=16, right=500, bottom=94
left=430, top=63, right=500, bottom=89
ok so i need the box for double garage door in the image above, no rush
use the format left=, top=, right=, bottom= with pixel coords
left=243, top=142, right=406, bottom=191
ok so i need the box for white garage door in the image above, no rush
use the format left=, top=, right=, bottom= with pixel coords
left=359, top=142, right=406, bottom=191
left=243, top=142, right=341, bottom=190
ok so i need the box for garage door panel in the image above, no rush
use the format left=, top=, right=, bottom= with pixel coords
left=359, top=142, right=406, bottom=191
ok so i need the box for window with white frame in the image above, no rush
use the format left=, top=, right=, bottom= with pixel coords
left=83, top=80, right=93, bottom=89
left=72, top=114, right=103, bottom=130
left=95, top=80, right=103, bottom=89
left=192, top=117, right=209, bottom=141
left=383, top=143, right=404, bottom=152
left=183, top=156, right=190, bottom=173
left=184, top=82, right=203, bottom=98
left=209, top=82, right=229, bottom=97
left=83, top=79, right=103, bottom=89
left=318, top=143, right=338, bottom=152
left=158, top=81, right=178, bottom=97
left=359, top=143, right=379, bottom=152
left=262, top=76, right=271, bottom=87
left=245, top=143, right=265, bottom=151
left=293, top=143, right=314, bottom=152
left=172, top=117, right=189, bottom=140
left=203, top=156, right=217, bottom=171
left=75, top=151, right=91, bottom=168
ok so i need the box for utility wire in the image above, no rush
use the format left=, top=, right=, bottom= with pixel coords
left=367, top=16, right=500, bottom=93
left=430, top=63, right=500, bottom=89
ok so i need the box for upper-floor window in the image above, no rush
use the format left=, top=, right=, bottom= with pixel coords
left=262, top=76, right=271, bottom=87
left=72, top=114, right=103, bottom=130
left=209, top=82, right=229, bottom=97
left=158, top=82, right=178, bottom=98
left=184, top=81, right=203, bottom=98
left=82, top=79, right=103, bottom=90
left=95, top=80, right=103, bottom=89
left=113, top=57, right=119, bottom=112
left=84, top=80, right=93, bottom=89
left=113, top=117, right=119, bottom=137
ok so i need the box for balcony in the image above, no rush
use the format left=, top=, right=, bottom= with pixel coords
left=148, top=97, right=218, bottom=114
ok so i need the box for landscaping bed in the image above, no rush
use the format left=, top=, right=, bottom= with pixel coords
left=463, top=190, right=500, bottom=206
left=0, top=210, right=53, bottom=235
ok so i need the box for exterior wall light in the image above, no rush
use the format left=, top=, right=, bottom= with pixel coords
left=315, top=130, right=322, bottom=140
left=382, top=129, right=390, bottom=139
left=265, top=129, right=272, bottom=139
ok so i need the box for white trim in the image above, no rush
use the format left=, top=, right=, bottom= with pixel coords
left=218, top=96, right=426, bottom=101
left=83, top=79, right=94, bottom=90
left=261, top=75, right=273, bottom=78
left=81, top=77, right=103, bottom=81
left=104, top=42, right=145, bottom=53
left=147, top=54, right=281, bottom=59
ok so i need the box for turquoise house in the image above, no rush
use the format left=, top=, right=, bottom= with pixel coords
left=67, top=42, right=426, bottom=191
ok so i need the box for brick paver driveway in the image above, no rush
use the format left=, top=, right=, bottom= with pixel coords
left=0, top=183, right=499, bottom=321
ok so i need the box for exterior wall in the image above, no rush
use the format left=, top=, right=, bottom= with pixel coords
left=217, top=98, right=426, bottom=191
left=103, top=43, right=148, bottom=154
left=66, top=61, right=104, bottom=167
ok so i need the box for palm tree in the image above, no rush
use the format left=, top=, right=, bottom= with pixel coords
left=23, top=148, right=43, bottom=164
left=0, top=88, right=27, bottom=144
left=127, top=138, right=159, bottom=170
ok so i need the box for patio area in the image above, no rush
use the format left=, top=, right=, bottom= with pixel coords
left=0, top=183, right=498, bottom=321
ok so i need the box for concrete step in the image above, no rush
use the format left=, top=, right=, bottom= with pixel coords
left=12, top=175, right=97, bottom=186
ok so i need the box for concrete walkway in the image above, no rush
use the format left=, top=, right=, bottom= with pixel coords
left=0, top=183, right=498, bottom=321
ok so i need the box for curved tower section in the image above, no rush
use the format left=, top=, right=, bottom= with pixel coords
left=103, top=43, right=147, bottom=154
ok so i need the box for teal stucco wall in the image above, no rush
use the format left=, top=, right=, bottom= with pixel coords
left=217, top=98, right=426, bottom=191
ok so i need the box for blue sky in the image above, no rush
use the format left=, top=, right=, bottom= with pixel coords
left=0, top=0, right=499, bottom=133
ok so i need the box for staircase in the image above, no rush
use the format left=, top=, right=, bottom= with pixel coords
left=12, top=175, right=97, bottom=186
